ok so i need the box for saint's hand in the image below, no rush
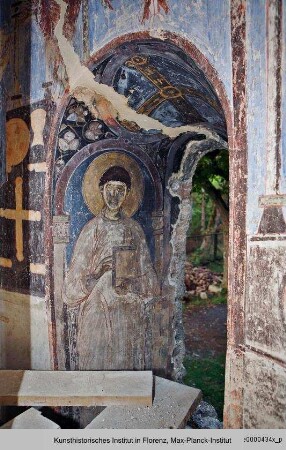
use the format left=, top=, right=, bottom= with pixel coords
left=96, top=256, right=112, bottom=278
left=85, top=257, right=112, bottom=290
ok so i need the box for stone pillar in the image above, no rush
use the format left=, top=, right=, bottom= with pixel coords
left=258, top=0, right=286, bottom=234
left=244, top=0, right=286, bottom=428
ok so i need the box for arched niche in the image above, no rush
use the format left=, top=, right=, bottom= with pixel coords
left=44, top=35, right=244, bottom=429
left=51, top=131, right=165, bottom=371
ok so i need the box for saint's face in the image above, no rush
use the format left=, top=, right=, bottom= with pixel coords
left=102, top=180, right=127, bottom=211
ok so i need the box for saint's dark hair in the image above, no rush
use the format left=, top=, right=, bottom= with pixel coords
left=99, top=166, right=131, bottom=190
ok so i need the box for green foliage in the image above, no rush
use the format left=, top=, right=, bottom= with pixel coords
left=188, top=248, right=204, bottom=265
left=183, top=295, right=205, bottom=308
left=207, top=260, right=224, bottom=273
left=192, top=149, right=229, bottom=196
left=188, top=149, right=229, bottom=237
left=187, top=191, right=213, bottom=236
left=211, top=292, right=227, bottom=305
left=184, top=354, right=226, bottom=420
left=188, top=247, right=223, bottom=269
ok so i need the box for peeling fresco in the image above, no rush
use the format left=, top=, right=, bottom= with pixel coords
left=46, top=33, right=227, bottom=374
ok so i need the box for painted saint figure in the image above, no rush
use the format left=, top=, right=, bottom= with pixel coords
left=62, top=162, right=159, bottom=370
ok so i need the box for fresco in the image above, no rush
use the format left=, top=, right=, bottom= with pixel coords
left=0, top=103, right=49, bottom=296
left=92, top=40, right=226, bottom=138
left=52, top=120, right=164, bottom=370
left=62, top=153, right=159, bottom=370
left=48, top=36, right=227, bottom=371
left=0, top=0, right=235, bottom=384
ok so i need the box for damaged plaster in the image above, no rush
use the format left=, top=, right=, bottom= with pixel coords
left=54, top=0, right=227, bottom=143
left=167, top=138, right=228, bottom=380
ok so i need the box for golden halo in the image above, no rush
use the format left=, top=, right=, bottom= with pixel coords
left=82, top=151, right=144, bottom=217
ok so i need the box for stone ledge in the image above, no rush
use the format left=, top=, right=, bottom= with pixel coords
left=0, top=370, right=153, bottom=407
left=86, top=376, right=202, bottom=429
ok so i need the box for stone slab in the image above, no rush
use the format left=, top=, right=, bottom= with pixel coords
left=0, top=407, right=60, bottom=429
left=0, top=289, right=50, bottom=370
left=86, top=376, right=202, bottom=429
left=0, top=370, right=153, bottom=407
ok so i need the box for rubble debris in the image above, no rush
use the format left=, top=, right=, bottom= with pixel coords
left=184, top=262, right=223, bottom=298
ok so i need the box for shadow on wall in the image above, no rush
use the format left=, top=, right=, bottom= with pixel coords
left=0, top=0, right=33, bottom=372
left=0, top=1, right=50, bottom=425
left=0, top=289, right=51, bottom=425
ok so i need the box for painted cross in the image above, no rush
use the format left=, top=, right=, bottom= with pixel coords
left=0, top=177, right=41, bottom=262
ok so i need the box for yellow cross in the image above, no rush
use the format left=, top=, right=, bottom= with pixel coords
left=0, top=177, right=41, bottom=262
